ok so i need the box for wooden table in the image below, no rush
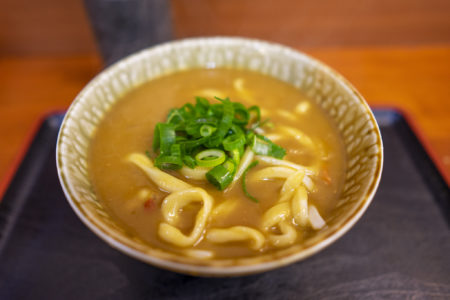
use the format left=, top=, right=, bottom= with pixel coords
left=1, top=45, right=449, bottom=190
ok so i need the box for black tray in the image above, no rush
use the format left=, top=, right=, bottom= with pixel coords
left=0, top=109, right=449, bottom=300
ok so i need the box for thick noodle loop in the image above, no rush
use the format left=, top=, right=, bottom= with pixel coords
left=211, top=198, right=238, bottom=219
left=251, top=166, right=295, bottom=181
left=255, top=155, right=316, bottom=175
left=291, top=186, right=309, bottom=226
left=251, top=164, right=314, bottom=192
left=277, top=125, right=327, bottom=173
left=127, top=153, right=191, bottom=193
left=258, top=160, right=326, bottom=247
left=268, top=221, right=298, bottom=247
left=261, top=202, right=291, bottom=230
left=127, top=98, right=329, bottom=254
left=261, top=202, right=298, bottom=247
left=279, top=170, right=305, bottom=203
left=206, top=226, right=265, bottom=250
left=159, top=187, right=213, bottom=247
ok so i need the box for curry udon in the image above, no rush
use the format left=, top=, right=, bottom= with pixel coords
left=88, top=68, right=346, bottom=260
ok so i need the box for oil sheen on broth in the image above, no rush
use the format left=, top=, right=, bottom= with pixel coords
left=89, top=68, right=346, bottom=259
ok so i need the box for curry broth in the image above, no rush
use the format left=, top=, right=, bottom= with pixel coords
left=89, top=68, right=346, bottom=259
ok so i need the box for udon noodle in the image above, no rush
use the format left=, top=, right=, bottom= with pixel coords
left=89, top=68, right=346, bottom=260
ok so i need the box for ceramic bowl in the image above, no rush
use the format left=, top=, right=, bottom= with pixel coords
left=56, top=37, right=383, bottom=276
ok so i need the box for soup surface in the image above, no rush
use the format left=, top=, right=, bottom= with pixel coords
left=89, top=68, right=346, bottom=260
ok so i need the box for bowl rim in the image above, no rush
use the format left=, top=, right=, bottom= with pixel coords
left=56, top=36, right=384, bottom=276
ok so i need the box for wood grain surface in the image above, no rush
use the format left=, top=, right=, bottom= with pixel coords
left=172, top=0, right=450, bottom=48
left=0, top=46, right=449, bottom=186
left=1, top=0, right=450, bottom=56
left=0, top=0, right=97, bottom=56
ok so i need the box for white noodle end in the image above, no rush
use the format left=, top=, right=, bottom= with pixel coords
left=184, top=249, right=214, bottom=259
left=295, top=101, right=310, bottom=114
left=276, top=109, right=298, bottom=121
left=255, top=155, right=316, bottom=176
left=195, top=89, right=226, bottom=100
left=309, top=205, right=326, bottom=230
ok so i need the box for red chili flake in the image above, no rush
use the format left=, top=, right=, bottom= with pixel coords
left=143, top=198, right=155, bottom=210
left=321, top=169, right=332, bottom=185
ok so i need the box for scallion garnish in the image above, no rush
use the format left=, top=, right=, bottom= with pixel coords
left=250, top=134, right=286, bottom=159
left=154, top=155, right=183, bottom=170
left=195, top=149, right=226, bottom=167
left=248, top=105, right=261, bottom=124
left=199, top=124, right=217, bottom=137
left=242, top=160, right=259, bottom=202
left=151, top=96, right=285, bottom=191
left=205, top=159, right=236, bottom=190
left=182, top=155, right=197, bottom=169
left=152, top=123, right=176, bottom=154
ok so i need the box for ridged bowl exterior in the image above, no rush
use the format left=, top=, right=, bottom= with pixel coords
left=56, top=37, right=383, bottom=276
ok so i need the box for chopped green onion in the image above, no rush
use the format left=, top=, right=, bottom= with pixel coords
left=195, top=97, right=210, bottom=116
left=152, top=123, right=175, bottom=154
left=167, top=109, right=185, bottom=127
left=175, top=135, right=188, bottom=143
left=210, top=103, right=223, bottom=118
left=223, top=133, right=246, bottom=151
left=252, top=118, right=273, bottom=130
left=246, top=130, right=255, bottom=143
left=150, top=96, right=286, bottom=191
left=250, top=135, right=270, bottom=156
left=182, top=155, right=197, bottom=169
left=154, top=143, right=183, bottom=170
left=200, top=124, right=217, bottom=137
left=145, top=150, right=152, bottom=159
left=205, top=159, right=236, bottom=190
left=185, top=117, right=218, bottom=137
left=181, top=103, right=196, bottom=118
left=248, top=105, right=261, bottom=124
left=242, top=160, right=259, bottom=202
left=170, top=144, right=181, bottom=156
left=250, top=134, right=286, bottom=159
left=232, top=102, right=250, bottom=125
left=155, top=155, right=183, bottom=170
left=180, top=136, right=208, bottom=152
left=207, top=97, right=234, bottom=147
left=257, top=134, right=285, bottom=158
left=229, top=148, right=241, bottom=165
left=195, top=149, right=226, bottom=167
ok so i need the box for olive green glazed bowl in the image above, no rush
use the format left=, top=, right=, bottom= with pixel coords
left=56, top=37, right=383, bottom=276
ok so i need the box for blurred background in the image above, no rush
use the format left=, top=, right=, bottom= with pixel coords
left=2, top=0, right=450, bottom=56
left=1, top=0, right=450, bottom=182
